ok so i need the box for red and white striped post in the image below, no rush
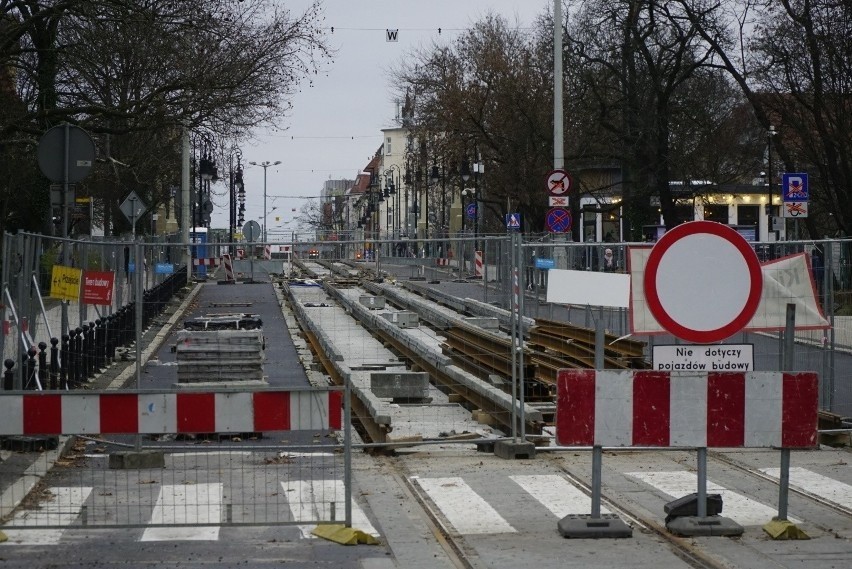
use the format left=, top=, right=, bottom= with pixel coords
left=221, top=253, right=235, bottom=282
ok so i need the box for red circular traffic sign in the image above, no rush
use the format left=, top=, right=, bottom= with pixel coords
left=545, top=169, right=573, bottom=196
left=643, top=221, right=762, bottom=343
left=545, top=207, right=572, bottom=233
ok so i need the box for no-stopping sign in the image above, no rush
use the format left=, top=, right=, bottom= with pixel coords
left=643, top=221, right=762, bottom=343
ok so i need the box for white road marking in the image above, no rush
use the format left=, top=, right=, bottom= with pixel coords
left=140, top=483, right=222, bottom=541
left=2, top=487, right=93, bottom=545
left=626, top=470, right=797, bottom=526
left=510, top=474, right=611, bottom=517
left=761, top=466, right=852, bottom=510
left=280, top=479, right=379, bottom=539
left=414, top=476, right=516, bottom=535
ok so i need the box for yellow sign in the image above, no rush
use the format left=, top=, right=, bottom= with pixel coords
left=51, top=265, right=82, bottom=302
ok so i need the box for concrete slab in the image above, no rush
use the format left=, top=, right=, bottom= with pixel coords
left=494, top=439, right=536, bottom=460
left=108, top=450, right=166, bottom=470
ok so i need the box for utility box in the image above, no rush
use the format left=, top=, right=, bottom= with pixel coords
left=359, top=295, right=386, bottom=310
left=370, top=371, right=430, bottom=402
left=381, top=311, right=419, bottom=328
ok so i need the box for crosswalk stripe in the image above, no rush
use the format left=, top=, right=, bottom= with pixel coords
left=2, top=487, right=93, bottom=545
left=626, top=470, right=795, bottom=526
left=140, top=483, right=222, bottom=541
left=280, top=479, right=379, bottom=539
left=414, top=476, right=516, bottom=535
left=761, top=466, right=852, bottom=510
left=509, top=474, right=611, bottom=517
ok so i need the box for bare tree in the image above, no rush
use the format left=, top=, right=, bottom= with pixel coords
left=566, top=0, right=744, bottom=237
left=392, top=12, right=554, bottom=232
left=677, top=0, right=852, bottom=237
left=0, top=0, right=331, bottom=234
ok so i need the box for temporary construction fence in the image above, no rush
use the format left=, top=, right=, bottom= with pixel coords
left=0, top=386, right=356, bottom=532
left=1, top=233, right=191, bottom=391
left=283, top=232, right=849, bottom=418
left=2, top=229, right=851, bottom=428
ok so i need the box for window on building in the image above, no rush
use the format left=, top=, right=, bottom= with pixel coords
left=581, top=206, right=597, bottom=242
left=386, top=137, right=392, bottom=155
left=602, top=211, right=620, bottom=242
left=737, top=204, right=760, bottom=228
left=674, top=201, right=694, bottom=223
left=703, top=204, right=729, bottom=224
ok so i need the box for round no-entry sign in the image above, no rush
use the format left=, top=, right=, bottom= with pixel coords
left=643, top=221, right=762, bottom=343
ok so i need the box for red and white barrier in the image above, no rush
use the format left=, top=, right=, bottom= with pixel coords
left=474, top=250, right=483, bottom=277
left=264, top=245, right=271, bottom=260
left=0, top=390, right=342, bottom=435
left=221, top=253, right=234, bottom=282
left=436, top=258, right=450, bottom=267
left=556, top=370, right=818, bottom=448
left=192, top=258, right=220, bottom=267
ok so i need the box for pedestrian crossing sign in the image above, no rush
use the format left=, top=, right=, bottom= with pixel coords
left=506, top=213, right=521, bottom=230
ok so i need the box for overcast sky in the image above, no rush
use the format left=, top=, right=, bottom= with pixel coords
left=215, top=0, right=549, bottom=233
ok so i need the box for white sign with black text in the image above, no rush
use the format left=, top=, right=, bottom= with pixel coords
left=652, top=344, right=754, bottom=372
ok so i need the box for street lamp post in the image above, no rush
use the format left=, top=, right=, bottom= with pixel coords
left=460, top=159, right=471, bottom=233
left=472, top=158, right=484, bottom=251
left=384, top=164, right=401, bottom=243
left=249, top=160, right=281, bottom=242
left=229, top=149, right=243, bottom=244
left=430, top=164, right=442, bottom=255
left=765, top=125, right=777, bottom=241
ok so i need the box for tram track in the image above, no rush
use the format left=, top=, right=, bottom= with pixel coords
left=708, top=450, right=852, bottom=520
left=546, top=454, right=733, bottom=569
left=282, top=264, right=852, bottom=567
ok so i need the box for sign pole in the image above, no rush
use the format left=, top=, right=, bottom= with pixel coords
left=61, top=124, right=70, bottom=336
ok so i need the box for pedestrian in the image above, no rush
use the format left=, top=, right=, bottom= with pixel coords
left=603, top=248, right=616, bottom=271
left=811, top=246, right=824, bottom=293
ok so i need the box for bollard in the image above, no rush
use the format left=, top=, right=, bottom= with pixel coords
left=74, top=326, right=84, bottom=386
left=49, top=337, right=59, bottom=390
left=119, top=306, right=129, bottom=346
left=3, top=358, right=14, bottom=390
left=38, top=341, right=48, bottom=390
left=67, top=328, right=78, bottom=388
left=86, top=322, right=96, bottom=378
left=60, top=334, right=69, bottom=390
left=25, top=346, right=38, bottom=390
left=106, top=314, right=116, bottom=364
left=95, top=319, right=105, bottom=370
left=143, top=289, right=153, bottom=328
left=128, top=303, right=136, bottom=346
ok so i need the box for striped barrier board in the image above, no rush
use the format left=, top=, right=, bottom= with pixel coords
left=556, top=370, right=818, bottom=448
left=475, top=250, right=483, bottom=277
left=221, top=253, right=234, bottom=282
left=193, top=258, right=220, bottom=267
left=436, top=258, right=450, bottom=266
left=0, top=390, right=343, bottom=435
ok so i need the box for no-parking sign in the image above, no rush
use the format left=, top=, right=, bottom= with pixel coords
left=545, top=208, right=572, bottom=233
